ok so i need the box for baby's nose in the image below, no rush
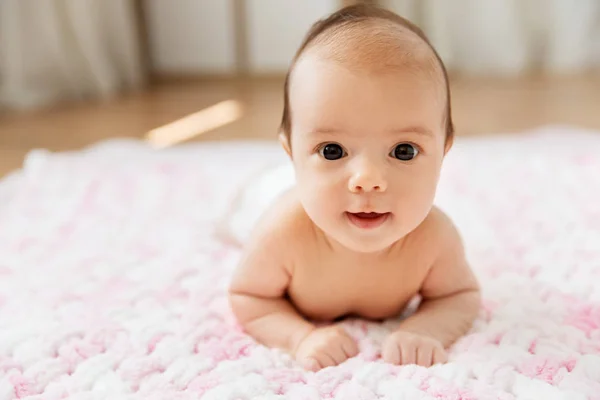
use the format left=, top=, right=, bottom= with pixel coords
left=348, top=166, right=387, bottom=193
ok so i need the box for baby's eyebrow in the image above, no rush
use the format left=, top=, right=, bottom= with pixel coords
left=307, top=126, right=435, bottom=137
left=391, top=126, right=434, bottom=138
left=307, top=127, right=342, bottom=135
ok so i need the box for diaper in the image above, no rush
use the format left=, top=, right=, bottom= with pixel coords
left=218, top=162, right=296, bottom=246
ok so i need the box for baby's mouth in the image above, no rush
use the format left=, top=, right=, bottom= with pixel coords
left=345, top=212, right=391, bottom=229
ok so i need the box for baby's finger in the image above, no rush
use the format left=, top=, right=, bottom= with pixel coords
left=341, top=336, right=359, bottom=358
left=315, top=351, right=337, bottom=369
left=327, top=343, right=349, bottom=365
left=301, top=357, right=320, bottom=372
left=416, top=345, right=433, bottom=367
left=382, top=341, right=400, bottom=364
left=400, top=342, right=417, bottom=365
left=432, top=347, right=448, bottom=365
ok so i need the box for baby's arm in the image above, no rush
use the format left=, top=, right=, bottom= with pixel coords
left=228, top=195, right=358, bottom=370
left=383, top=213, right=480, bottom=366
left=228, top=222, right=315, bottom=354
left=400, top=222, right=480, bottom=346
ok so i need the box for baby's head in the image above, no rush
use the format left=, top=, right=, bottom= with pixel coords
left=279, top=4, right=454, bottom=253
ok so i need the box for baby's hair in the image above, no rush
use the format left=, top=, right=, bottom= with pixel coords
left=279, top=3, right=454, bottom=143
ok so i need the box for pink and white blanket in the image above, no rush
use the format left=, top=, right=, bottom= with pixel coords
left=0, top=126, right=599, bottom=399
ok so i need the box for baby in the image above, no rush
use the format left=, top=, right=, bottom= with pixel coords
left=228, top=4, right=481, bottom=371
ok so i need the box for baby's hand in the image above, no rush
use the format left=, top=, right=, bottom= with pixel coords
left=382, top=330, right=447, bottom=367
left=294, top=325, right=358, bottom=371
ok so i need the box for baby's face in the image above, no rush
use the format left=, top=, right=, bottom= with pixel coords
left=286, top=54, right=449, bottom=253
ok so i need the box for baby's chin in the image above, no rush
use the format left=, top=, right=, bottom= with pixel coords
left=329, top=230, right=404, bottom=254
left=308, top=214, right=408, bottom=253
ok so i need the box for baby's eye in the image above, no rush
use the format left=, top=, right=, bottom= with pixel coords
left=391, top=143, right=419, bottom=161
left=319, top=143, right=346, bottom=160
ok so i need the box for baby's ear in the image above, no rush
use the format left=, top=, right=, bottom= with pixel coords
left=278, top=132, right=292, bottom=158
left=443, top=135, right=454, bottom=155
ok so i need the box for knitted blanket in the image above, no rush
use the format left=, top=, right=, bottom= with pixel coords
left=0, top=126, right=599, bottom=399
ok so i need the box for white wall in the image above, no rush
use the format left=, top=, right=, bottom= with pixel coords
left=144, top=0, right=236, bottom=74
left=143, top=0, right=339, bottom=75
left=246, top=0, right=338, bottom=74
left=379, top=0, right=600, bottom=75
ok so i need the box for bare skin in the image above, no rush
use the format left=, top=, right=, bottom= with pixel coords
left=229, top=188, right=479, bottom=370
left=228, top=19, right=481, bottom=371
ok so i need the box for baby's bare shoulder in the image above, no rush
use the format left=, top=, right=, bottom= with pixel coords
left=258, top=188, right=312, bottom=235
left=229, top=188, right=313, bottom=296
left=413, top=206, right=460, bottom=239
left=426, top=206, right=460, bottom=235
left=240, top=189, right=313, bottom=264
left=410, top=206, right=464, bottom=254
left=417, top=207, right=480, bottom=298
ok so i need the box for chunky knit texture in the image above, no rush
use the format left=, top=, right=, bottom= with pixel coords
left=0, top=126, right=599, bottom=399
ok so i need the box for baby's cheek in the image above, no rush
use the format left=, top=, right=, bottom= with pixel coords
left=299, top=187, right=342, bottom=229
left=394, top=187, right=435, bottom=225
left=406, top=172, right=438, bottom=202
left=300, top=172, right=341, bottom=197
left=304, top=189, right=339, bottom=217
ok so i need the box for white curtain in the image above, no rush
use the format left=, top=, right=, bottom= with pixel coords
left=381, top=0, right=600, bottom=76
left=0, top=0, right=146, bottom=110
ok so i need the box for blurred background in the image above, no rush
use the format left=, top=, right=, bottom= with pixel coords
left=1, top=0, right=600, bottom=177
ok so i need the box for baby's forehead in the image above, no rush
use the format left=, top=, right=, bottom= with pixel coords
left=300, top=19, right=442, bottom=80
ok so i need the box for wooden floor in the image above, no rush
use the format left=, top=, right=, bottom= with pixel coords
left=1, top=74, right=600, bottom=177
